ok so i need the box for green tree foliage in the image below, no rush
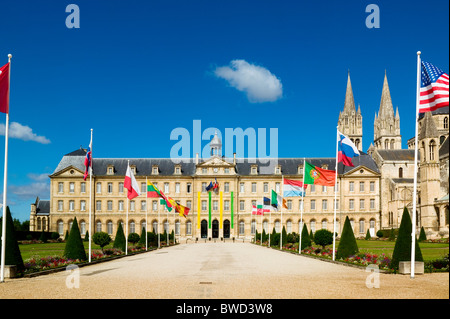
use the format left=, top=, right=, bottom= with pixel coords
left=336, top=216, right=358, bottom=259
left=314, top=229, right=334, bottom=250
left=390, top=207, right=423, bottom=270
left=0, top=207, right=24, bottom=271
left=92, top=232, right=111, bottom=252
left=365, top=229, right=371, bottom=240
left=63, top=217, right=87, bottom=260
left=128, top=232, right=140, bottom=245
left=300, top=223, right=311, bottom=250
left=138, top=227, right=146, bottom=245
left=418, top=226, right=427, bottom=242
left=113, top=223, right=126, bottom=252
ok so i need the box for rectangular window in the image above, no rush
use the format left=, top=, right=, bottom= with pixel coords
left=349, top=199, right=354, bottom=210
left=251, top=182, right=256, bottom=193
left=140, top=200, right=146, bottom=211
left=251, top=200, right=256, bottom=207
left=152, top=200, right=158, bottom=211
left=80, top=200, right=86, bottom=211
left=201, top=200, right=207, bottom=211
left=360, top=182, right=365, bottom=192
left=360, top=199, right=365, bottom=210
left=370, top=198, right=375, bottom=209
left=108, top=182, right=113, bottom=194
left=202, top=182, right=207, bottom=192
left=81, top=182, right=86, bottom=193
left=141, top=182, right=146, bottom=194
left=349, top=182, right=354, bottom=192
left=175, top=182, right=180, bottom=193
left=186, top=200, right=191, bottom=209
left=224, top=182, right=230, bottom=193
left=202, top=168, right=207, bottom=174
left=69, top=182, right=75, bottom=193
left=275, top=182, right=280, bottom=193
left=96, top=200, right=102, bottom=211
left=69, top=200, right=74, bottom=211
left=119, top=200, right=124, bottom=211
left=263, top=182, right=268, bottom=193
left=287, top=200, right=292, bottom=210
left=322, top=199, right=327, bottom=210
left=359, top=220, right=365, bottom=234
left=334, top=199, right=339, bottom=210
left=130, top=200, right=135, bottom=211
left=240, top=183, right=245, bottom=193
left=58, top=200, right=63, bottom=211
left=322, top=186, right=327, bottom=193
left=107, top=200, right=113, bottom=211
left=370, top=181, right=375, bottom=192
left=224, top=168, right=229, bottom=174
left=187, top=183, right=192, bottom=194
left=164, top=183, right=169, bottom=194
left=240, top=200, right=245, bottom=211
left=58, top=182, right=64, bottom=193
left=310, top=199, right=316, bottom=210
left=298, top=200, right=304, bottom=211
left=224, top=200, right=230, bottom=211
left=96, top=182, right=102, bottom=194
left=310, top=185, right=315, bottom=193
left=119, top=182, right=124, bottom=193
left=213, top=200, right=218, bottom=211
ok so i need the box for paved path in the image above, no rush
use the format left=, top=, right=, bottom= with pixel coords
left=0, top=243, right=448, bottom=299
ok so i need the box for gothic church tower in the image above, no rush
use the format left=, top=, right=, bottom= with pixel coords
left=337, top=71, right=363, bottom=151
left=373, top=72, right=401, bottom=150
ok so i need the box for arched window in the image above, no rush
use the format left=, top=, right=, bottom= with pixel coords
left=107, top=221, right=113, bottom=235
left=385, top=140, right=389, bottom=149
left=186, top=220, right=192, bottom=235
left=96, top=221, right=102, bottom=232
left=152, top=221, right=158, bottom=233
left=429, top=140, right=436, bottom=161
left=58, top=220, right=64, bottom=235
left=239, top=221, right=245, bottom=235
left=286, top=220, right=292, bottom=233
left=80, top=221, right=86, bottom=235
left=359, top=220, right=365, bottom=234
left=275, top=220, right=281, bottom=233
left=399, top=167, right=403, bottom=178
left=130, top=221, right=135, bottom=234
left=175, top=221, right=180, bottom=235
left=310, top=220, right=316, bottom=233
left=444, top=117, right=449, bottom=129
left=251, top=220, right=256, bottom=234
left=390, top=139, right=395, bottom=149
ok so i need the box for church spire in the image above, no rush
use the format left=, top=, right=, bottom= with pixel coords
left=378, top=71, right=394, bottom=119
left=343, top=71, right=356, bottom=113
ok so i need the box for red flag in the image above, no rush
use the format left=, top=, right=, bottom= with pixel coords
left=0, top=63, right=10, bottom=114
left=124, top=164, right=141, bottom=200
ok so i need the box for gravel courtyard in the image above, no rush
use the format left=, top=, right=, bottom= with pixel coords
left=0, top=243, right=448, bottom=299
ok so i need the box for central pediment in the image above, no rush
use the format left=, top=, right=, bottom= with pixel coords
left=197, top=156, right=234, bottom=167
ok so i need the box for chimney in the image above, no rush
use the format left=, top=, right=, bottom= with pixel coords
left=195, top=153, right=199, bottom=165
left=233, top=152, right=236, bottom=165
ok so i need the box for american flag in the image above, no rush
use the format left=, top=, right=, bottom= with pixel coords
left=419, top=61, right=449, bottom=113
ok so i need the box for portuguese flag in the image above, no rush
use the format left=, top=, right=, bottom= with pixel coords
left=304, top=161, right=336, bottom=186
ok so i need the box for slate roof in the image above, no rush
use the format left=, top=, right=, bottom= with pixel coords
left=52, top=149, right=380, bottom=177
left=36, top=199, right=50, bottom=216
left=376, top=149, right=415, bottom=161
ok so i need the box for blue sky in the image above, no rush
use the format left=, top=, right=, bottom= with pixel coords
left=0, top=0, right=448, bottom=221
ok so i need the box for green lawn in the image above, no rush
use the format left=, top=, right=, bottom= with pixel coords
left=19, top=239, right=448, bottom=261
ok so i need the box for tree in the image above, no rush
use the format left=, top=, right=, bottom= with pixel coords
left=0, top=206, right=24, bottom=271
left=63, top=217, right=87, bottom=260
left=418, top=226, right=427, bottom=242
left=281, top=226, right=288, bottom=247
left=84, top=230, right=89, bottom=242
left=128, top=232, right=140, bottom=245
left=138, top=226, right=146, bottom=245
left=314, top=229, right=334, bottom=250
left=300, top=223, right=311, bottom=250
left=92, top=232, right=111, bottom=252
left=365, top=229, right=371, bottom=240
left=390, top=207, right=423, bottom=270
left=113, top=223, right=126, bottom=252
left=336, top=216, right=358, bottom=259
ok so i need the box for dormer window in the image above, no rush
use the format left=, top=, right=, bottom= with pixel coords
left=202, top=168, right=207, bottom=174
left=298, top=165, right=303, bottom=174
left=275, top=165, right=281, bottom=174
left=174, top=165, right=181, bottom=175
left=251, top=165, right=258, bottom=175
left=130, top=165, right=136, bottom=175
left=321, top=164, right=328, bottom=170
left=152, top=165, right=159, bottom=175
left=107, top=165, right=114, bottom=175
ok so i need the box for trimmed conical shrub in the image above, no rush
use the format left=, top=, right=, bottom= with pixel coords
left=390, top=207, right=423, bottom=270
left=300, top=223, right=311, bottom=250
left=113, top=222, right=126, bottom=252
left=138, top=226, right=146, bottom=245
left=365, top=229, right=371, bottom=240
left=418, top=226, right=427, bottom=242
left=0, top=206, right=24, bottom=271
left=63, top=217, right=87, bottom=261
left=336, top=216, right=358, bottom=259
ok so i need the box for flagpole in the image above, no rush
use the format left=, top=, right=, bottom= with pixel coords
left=145, top=177, right=148, bottom=251
left=0, top=54, right=12, bottom=283
left=158, top=198, right=161, bottom=249
left=126, top=161, right=129, bottom=255
left=88, top=128, right=93, bottom=262
left=332, top=127, right=339, bottom=261
left=280, top=175, right=284, bottom=250
left=411, top=51, right=421, bottom=279
left=299, top=158, right=306, bottom=254
left=260, top=199, right=263, bottom=245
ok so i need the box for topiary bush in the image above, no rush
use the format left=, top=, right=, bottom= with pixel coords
left=128, top=232, right=140, bottom=245
left=300, top=223, right=311, bottom=250
left=418, top=226, right=427, bottom=242
left=113, top=223, right=126, bottom=252
left=390, top=207, right=423, bottom=271
left=63, top=217, right=87, bottom=261
left=365, top=229, right=371, bottom=240
left=0, top=206, right=24, bottom=271
left=314, top=229, right=334, bottom=250
left=336, top=216, right=358, bottom=259
left=92, top=231, right=111, bottom=252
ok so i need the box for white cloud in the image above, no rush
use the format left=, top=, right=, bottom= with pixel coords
left=9, top=182, right=50, bottom=200
left=27, top=173, right=50, bottom=182
left=214, top=59, right=283, bottom=103
left=0, top=121, right=51, bottom=144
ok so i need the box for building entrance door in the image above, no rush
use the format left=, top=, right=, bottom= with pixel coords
left=201, top=220, right=208, bottom=238
left=223, top=220, right=230, bottom=238
left=212, top=220, right=219, bottom=238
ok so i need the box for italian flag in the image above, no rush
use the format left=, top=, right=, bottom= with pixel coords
left=304, top=161, right=336, bottom=187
